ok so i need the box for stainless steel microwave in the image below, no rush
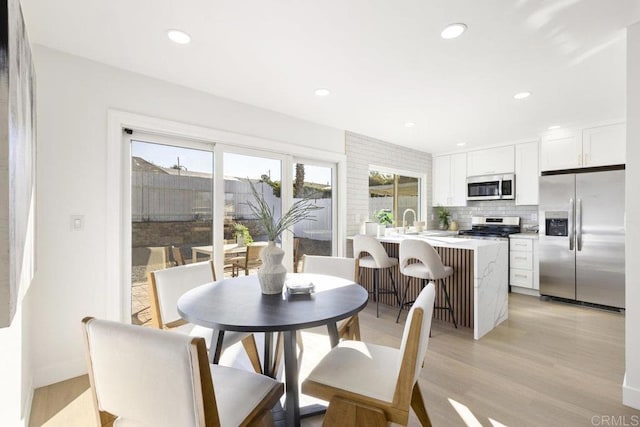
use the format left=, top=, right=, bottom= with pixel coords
left=466, top=173, right=515, bottom=201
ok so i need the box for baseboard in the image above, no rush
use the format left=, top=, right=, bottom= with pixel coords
left=21, top=378, right=34, bottom=427
left=33, top=356, right=86, bottom=389
left=623, top=374, right=640, bottom=410
left=510, top=287, right=540, bottom=297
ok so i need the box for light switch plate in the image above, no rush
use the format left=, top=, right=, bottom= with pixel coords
left=70, top=215, right=84, bottom=231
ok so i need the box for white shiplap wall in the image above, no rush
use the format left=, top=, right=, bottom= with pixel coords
left=345, top=131, right=432, bottom=236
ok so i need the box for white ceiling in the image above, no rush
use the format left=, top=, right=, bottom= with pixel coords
left=20, top=0, right=640, bottom=153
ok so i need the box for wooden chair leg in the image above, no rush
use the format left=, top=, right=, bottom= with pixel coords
left=411, top=382, right=432, bottom=427
left=270, top=332, right=284, bottom=377
left=322, top=396, right=387, bottom=427
left=338, top=315, right=361, bottom=341
left=350, top=315, right=361, bottom=341
left=240, top=335, right=263, bottom=374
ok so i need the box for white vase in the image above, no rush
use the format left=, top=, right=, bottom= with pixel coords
left=258, top=241, right=287, bottom=295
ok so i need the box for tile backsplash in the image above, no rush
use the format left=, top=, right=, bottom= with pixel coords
left=430, top=200, right=539, bottom=232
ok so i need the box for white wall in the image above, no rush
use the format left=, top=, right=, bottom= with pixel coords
left=28, top=45, right=344, bottom=388
left=624, top=20, right=640, bottom=410
left=345, top=131, right=432, bottom=236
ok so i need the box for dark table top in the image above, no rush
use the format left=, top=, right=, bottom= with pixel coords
left=177, top=273, right=368, bottom=332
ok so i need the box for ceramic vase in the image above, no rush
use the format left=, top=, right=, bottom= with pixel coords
left=258, top=241, right=287, bottom=294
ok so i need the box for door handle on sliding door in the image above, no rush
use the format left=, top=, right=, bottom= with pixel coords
left=577, top=198, right=582, bottom=251
left=569, top=198, right=574, bottom=251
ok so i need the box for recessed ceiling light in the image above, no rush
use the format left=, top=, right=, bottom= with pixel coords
left=456, top=142, right=467, bottom=147
left=314, top=88, right=331, bottom=97
left=405, top=122, right=416, bottom=128
left=441, top=23, right=467, bottom=39
left=167, top=29, right=191, bottom=44
left=514, top=91, right=531, bottom=100
left=548, top=125, right=561, bottom=130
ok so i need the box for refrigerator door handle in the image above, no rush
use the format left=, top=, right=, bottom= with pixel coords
left=577, top=198, right=583, bottom=251
left=569, top=198, right=575, bottom=251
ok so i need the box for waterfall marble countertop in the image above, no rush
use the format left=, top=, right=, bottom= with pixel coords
left=375, top=233, right=507, bottom=249
left=350, top=233, right=509, bottom=339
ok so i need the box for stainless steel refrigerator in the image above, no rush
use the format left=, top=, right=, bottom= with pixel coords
left=539, top=169, right=625, bottom=308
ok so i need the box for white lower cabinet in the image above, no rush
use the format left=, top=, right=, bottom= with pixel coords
left=509, top=235, right=539, bottom=291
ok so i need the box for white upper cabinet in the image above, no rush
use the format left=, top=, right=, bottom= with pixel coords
left=432, top=153, right=467, bottom=207
left=515, top=141, right=539, bottom=205
left=540, top=123, right=625, bottom=172
left=467, top=145, right=514, bottom=177
left=450, top=153, right=467, bottom=206
left=582, top=123, right=626, bottom=167
left=432, top=155, right=451, bottom=207
left=540, top=129, right=581, bottom=171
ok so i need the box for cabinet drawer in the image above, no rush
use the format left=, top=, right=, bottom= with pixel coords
left=510, top=269, right=533, bottom=288
left=510, top=238, right=533, bottom=252
left=510, top=251, right=533, bottom=269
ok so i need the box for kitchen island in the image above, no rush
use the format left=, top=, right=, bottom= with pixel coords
left=349, top=234, right=508, bottom=339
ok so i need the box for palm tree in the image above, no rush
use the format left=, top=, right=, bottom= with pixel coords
left=294, top=163, right=305, bottom=198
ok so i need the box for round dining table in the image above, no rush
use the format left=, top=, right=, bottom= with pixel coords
left=177, top=273, right=368, bottom=427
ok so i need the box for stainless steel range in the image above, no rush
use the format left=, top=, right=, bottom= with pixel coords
left=457, top=216, right=521, bottom=240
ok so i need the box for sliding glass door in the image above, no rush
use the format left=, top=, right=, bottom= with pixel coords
left=291, top=161, right=336, bottom=269
left=123, top=131, right=342, bottom=324
left=221, top=151, right=283, bottom=277
left=130, top=136, right=213, bottom=326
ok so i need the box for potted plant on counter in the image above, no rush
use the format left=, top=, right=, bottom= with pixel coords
left=437, top=206, right=451, bottom=230
left=247, top=181, right=322, bottom=294
left=375, top=209, right=395, bottom=236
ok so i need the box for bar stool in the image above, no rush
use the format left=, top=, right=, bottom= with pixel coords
left=396, top=239, right=457, bottom=328
left=353, top=234, right=401, bottom=318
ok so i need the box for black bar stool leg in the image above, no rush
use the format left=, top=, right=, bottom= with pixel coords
left=396, top=275, right=412, bottom=323
left=387, top=268, right=402, bottom=306
left=374, top=269, right=380, bottom=317
left=440, top=279, right=457, bottom=328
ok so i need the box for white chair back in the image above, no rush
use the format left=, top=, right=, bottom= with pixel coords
left=398, top=283, right=436, bottom=385
left=399, top=239, right=448, bottom=279
left=353, top=234, right=392, bottom=268
left=83, top=318, right=217, bottom=426
left=302, top=255, right=356, bottom=281
left=150, top=261, right=215, bottom=326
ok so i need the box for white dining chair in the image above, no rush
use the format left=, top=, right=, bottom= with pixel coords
left=148, top=260, right=262, bottom=372
left=82, top=317, right=283, bottom=426
left=301, top=283, right=436, bottom=426
left=302, top=255, right=361, bottom=340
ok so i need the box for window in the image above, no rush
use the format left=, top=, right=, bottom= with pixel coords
left=369, top=169, right=421, bottom=226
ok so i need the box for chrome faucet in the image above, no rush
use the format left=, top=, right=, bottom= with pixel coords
left=402, top=208, right=417, bottom=232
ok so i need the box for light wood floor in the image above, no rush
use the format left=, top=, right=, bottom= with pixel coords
left=30, top=294, right=640, bottom=426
